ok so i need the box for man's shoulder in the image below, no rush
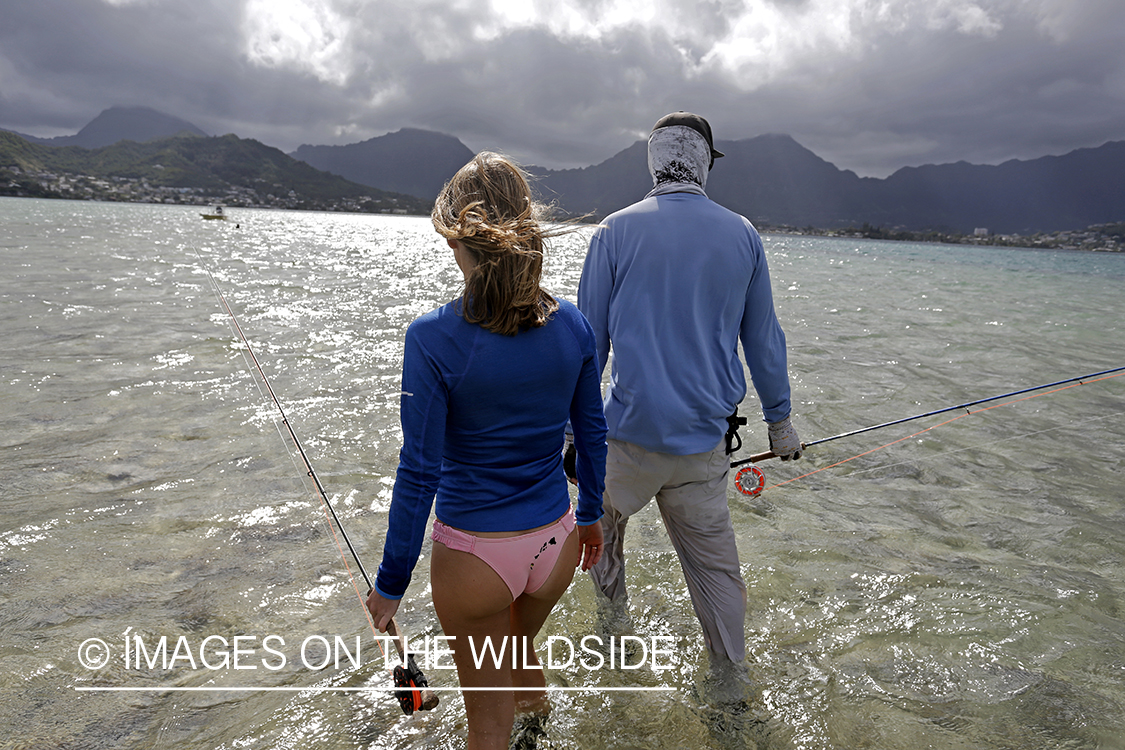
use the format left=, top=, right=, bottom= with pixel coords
left=605, top=192, right=751, bottom=223
left=606, top=203, right=762, bottom=274
left=682, top=193, right=754, bottom=225
left=600, top=196, right=658, bottom=223
left=598, top=195, right=757, bottom=248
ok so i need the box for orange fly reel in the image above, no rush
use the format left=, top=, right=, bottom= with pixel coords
left=394, top=655, right=428, bottom=714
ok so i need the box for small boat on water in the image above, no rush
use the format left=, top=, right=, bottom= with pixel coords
left=201, top=205, right=228, bottom=220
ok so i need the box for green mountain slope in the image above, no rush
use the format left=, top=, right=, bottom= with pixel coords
left=0, top=131, right=430, bottom=214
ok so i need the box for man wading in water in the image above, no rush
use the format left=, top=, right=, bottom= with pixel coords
left=574, top=111, right=802, bottom=702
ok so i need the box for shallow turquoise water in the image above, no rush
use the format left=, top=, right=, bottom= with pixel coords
left=1, top=197, right=1122, bottom=749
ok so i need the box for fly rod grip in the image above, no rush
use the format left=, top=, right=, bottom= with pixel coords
left=384, top=617, right=408, bottom=659
left=757, top=441, right=809, bottom=462
left=385, top=618, right=440, bottom=711
left=731, top=450, right=777, bottom=467
left=730, top=443, right=807, bottom=468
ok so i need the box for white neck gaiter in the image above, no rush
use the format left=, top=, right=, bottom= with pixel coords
left=645, top=125, right=710, bottom=198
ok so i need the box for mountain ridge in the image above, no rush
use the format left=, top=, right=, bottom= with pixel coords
left=0, top=130, right=430, bottom=214
left=10, top=106, right=208, bottom=149
left=290, top=128, right=474, bottom=201
left=530, top=134, right=1125, bottom=234
left=6, top=106, right=1124, bottom=233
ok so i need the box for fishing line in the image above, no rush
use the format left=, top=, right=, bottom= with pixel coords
left=197, top=261, right=376, bottom=606
left=796, top=366, right=1125, bottom=452
left=194, top=248, right=438, bottom=715
left=842, top=409, right=1125, bottom=479
left=732, top=367, right=1125, bottom=495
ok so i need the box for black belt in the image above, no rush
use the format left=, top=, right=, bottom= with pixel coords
left=724, top=409, right=747, bottom=455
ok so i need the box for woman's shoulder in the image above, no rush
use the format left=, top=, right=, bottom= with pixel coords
left=408, top=300, right=460, bottom=330
left=551, top=295, right=580, bottom=318
left=549, top=296, right=585, bottom=327
left=406, top=301, right=475, bottom=349
left=547, top=296, right=596, bottom=339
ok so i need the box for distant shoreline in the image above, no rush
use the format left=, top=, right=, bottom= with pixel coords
left=1, top=193, right=1121, bottom=253
left=760, top=222, right=1124, bottom=253
left=0, top=189, right=429, bottom=218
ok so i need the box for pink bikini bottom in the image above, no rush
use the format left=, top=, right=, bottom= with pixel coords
left=432, top=508, right=576, bottom=600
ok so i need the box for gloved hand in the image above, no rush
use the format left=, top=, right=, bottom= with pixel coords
left=563, top=434, right=578, bottom=485
left=767, top=416, right=802, bottom=461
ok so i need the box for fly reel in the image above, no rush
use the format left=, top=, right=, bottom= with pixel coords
left=734, top=464, right=766, bottom=496
left=394, top=654, right=430, bottom=714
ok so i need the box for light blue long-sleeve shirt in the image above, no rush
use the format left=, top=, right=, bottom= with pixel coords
left=577, top=192, right=792, bottom=455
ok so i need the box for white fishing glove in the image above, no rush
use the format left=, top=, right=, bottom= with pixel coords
left=767, top=416, right=803, bottom=461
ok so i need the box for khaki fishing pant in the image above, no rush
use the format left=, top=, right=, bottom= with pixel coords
left=589, top=438, right=747, bottom=664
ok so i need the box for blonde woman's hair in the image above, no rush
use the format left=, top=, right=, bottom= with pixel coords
left=431, top=152, right=559, bottom=336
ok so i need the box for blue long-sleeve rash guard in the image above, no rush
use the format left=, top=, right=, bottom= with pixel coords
left=374, top=297, right=608, bottom=600
left=578, top=192, right=792, bottom=456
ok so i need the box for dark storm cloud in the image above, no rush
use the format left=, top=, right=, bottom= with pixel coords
left=752, top=1, right=1125, bottom=175
left=0, top=0, right=368, bottom=145
left=1, top=0, right=1122, bottom=176
left=373, top=27, right=713, bottom=167
left=1, top=0, right=243, bottom=131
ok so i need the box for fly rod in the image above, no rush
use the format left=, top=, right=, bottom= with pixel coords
left=729, top=366, right=1125, bottom=472
left=203, top=264, right=438, bottom=715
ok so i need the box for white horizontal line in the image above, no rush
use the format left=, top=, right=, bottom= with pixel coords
left=75, top=686, right=675, bottom=693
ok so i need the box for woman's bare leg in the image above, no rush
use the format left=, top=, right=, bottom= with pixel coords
left=431, top=542, right=516, bottom=750
left=509, top=528, right=579, bottom=714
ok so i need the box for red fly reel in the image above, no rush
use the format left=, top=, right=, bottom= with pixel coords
left=734, top=465, right=766, bottom=496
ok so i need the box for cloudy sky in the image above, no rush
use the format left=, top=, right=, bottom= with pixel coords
left=1, top=0, right=1122, bottom=177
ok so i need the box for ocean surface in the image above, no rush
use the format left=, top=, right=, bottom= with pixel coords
left=1, top=197, right=1123, bottom=750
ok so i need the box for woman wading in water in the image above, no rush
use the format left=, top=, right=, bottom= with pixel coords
left=366, top=152, right=607, bottom=749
